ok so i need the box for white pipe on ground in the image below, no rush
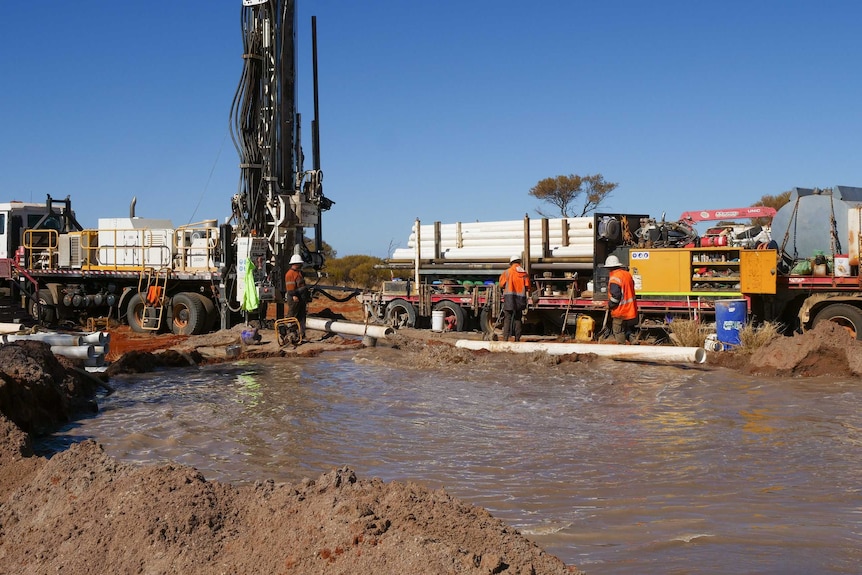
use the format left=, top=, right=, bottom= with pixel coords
left=306, top=317, right=394, bottom=340
left=0, top=323, right=25, bottom=333
left=6, top=333, right=83, bottom=346
left=455, top=340, right=707, bottom=364
left=81, top=331, right=110, bottom=345
left=50, top=345, right=97, bottom=359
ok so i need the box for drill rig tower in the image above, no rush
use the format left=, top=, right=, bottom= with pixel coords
left=229, top=0, right=331, bottom=322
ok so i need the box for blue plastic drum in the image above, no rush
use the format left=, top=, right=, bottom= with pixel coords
left=715, top=299, right=747, bottom=346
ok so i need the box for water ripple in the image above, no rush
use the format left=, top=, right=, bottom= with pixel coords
left=37, top=354, right=862, bottom=574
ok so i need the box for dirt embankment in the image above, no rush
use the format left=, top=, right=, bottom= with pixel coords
left=0, top=435, right=574, bottom=575
left=707, top=320, right=862, bottom=377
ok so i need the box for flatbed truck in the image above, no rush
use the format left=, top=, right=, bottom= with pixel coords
left=364, top=195, right=862, bottom=341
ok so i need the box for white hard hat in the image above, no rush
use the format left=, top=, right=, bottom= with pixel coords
left=289, top=254, right=304, bottom=265
left=604, top=254, right=622, bottom=268
left=509, top=254, right=522, bottom=263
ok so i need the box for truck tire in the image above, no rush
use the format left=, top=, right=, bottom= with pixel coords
left=432, top=300, right=467, bottom=332
left=479, top=307, right=502, bottom=339
left=812, top=303, right=862, bottom=340
left=126, top=292, right=148, bottom=333
left=190, top=292, right=218, bottom=333
left=384, top=298, right=416, bottom=329
left=168, top=293, right=207, bottom=335
left=30, top=289, right=56, bottom=324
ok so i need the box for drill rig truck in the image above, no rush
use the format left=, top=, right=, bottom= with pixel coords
left=0, top=0, right=332, bottom=335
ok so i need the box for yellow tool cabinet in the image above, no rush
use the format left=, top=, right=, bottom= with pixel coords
left=630, top=248, right=776, bottom=296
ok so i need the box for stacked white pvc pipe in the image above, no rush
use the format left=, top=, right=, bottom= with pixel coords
left=390, top=217, right=596, bottom=261
left=455, top=339, right=707, bottom=364
left=3, top=331, right=111, bottom=368
left=50, top=345, right=96, bottom=359
left=5, top=333, right=82, bottom=346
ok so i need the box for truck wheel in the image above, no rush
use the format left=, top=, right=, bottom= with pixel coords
left=812, top=303, right=862, bottom=340
left=384, top=298, right=416, bottom=329
left=432, top=300, right=466, bottom=332
left=126, top=292, right=148, bottom=333
left=190, top=292, right=218, bottom=333
left=30, top=289, right=56, bottom=324
left=479, top=307, right=502, bottom=339
left=168, top=293, right=207, bottom=335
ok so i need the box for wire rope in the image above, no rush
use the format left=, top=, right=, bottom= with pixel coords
left=187, top=129, right=229, bottom=225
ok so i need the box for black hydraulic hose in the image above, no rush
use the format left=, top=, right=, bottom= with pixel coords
left=309, top=286, right=362, bottom=303
left=225, top=263, right=243, bottom=314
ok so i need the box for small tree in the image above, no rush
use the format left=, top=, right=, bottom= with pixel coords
left=751, top=190, right=792, bottom=226
left=529, top=173, right=618, bottom=218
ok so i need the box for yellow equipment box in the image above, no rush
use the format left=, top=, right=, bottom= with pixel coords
left=630, top=248, right=776, bottom=296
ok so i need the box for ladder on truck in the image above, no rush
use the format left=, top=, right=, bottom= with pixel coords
left=560, top=273, right=579, bottom=336
left=137, top=267, right=170, bottom=331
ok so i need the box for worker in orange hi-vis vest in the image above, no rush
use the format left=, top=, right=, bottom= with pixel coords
left=284, top=254, right=309, bottom=341
left=498, top=254, right=532, bottom=342
left=605, top=254, right=639, bottom=344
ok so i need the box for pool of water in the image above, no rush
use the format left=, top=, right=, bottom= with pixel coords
left=39, top=349, right=862, bottom=573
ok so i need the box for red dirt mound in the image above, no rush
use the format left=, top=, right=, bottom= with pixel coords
left=746, top=320, right=862, bottom=377
left=0, top=437, right=578, bottom=575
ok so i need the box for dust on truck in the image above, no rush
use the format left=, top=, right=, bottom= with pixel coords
left=365, top=185, right=862, bottom=341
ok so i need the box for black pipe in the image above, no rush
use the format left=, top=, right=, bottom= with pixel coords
left=311, top=15, right=321, bottom=172
left=311, top=15, right=324, bottom=256
left=278, top=0, right=298, bottom=193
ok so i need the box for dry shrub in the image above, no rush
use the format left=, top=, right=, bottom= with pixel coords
left=737, top=321, right=782, bottom=351
left=668, top=319, right=711, bottom=347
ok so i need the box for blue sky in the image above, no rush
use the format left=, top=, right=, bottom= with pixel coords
left=2, top=1, right=861, bottom=258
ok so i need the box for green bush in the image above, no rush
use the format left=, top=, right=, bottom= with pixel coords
left=323, top=254, right=389, bottom=289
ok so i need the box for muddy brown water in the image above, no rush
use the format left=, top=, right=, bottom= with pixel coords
left=38, top=349, right=862, bottom=574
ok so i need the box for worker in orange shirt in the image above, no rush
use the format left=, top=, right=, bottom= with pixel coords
left=605, top=254, right=639, bottom=344
left=498, top=254, right=532, bottom=342
left=284, top=253, right=309, bottom=341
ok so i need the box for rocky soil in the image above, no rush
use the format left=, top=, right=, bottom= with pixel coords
left=1, top=298, right=861, bottom=574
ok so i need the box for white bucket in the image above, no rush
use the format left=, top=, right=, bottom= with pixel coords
left=431, top=310, right=446, bottom=332
left=835, top=254, right=851, bottom=277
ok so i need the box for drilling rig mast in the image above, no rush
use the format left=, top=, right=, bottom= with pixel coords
left=229, top=0, right=331, bottom=323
